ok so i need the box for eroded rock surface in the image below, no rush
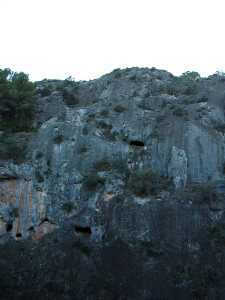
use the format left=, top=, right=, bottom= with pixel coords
left=168, top=146, right=188, bottom=188
left=1, top=68, right=225, bottom=299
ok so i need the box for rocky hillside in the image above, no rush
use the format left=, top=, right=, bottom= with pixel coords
left=1, top=68, right=225, bottom=299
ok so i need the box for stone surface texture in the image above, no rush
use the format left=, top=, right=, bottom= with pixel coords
left=1, top=68, right=225, bottom=299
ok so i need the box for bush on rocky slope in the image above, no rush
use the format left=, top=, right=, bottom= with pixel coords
left=0, top=68, right=35, bottom=163
left=127, top=168, right=170, bottom=197
left=0, top=132, right=31, bottom=163
left=167, top=71, right=200, bottom=96
left=0, top=68, right=35, bottom=132
left=83, top=173, right=105, bottom=191
left=176, top=183, right=221, bottom=208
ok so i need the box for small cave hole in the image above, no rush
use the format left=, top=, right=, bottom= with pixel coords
left=6, top=223, right=13, bottom=232
left=129, top=140, right=145, bottom=147
left=74, top=225, right=92, bottom=236
left=28, top=226, right=34, bottom=232
left=16, top=233, right=22, bottom=238
left=39, top=218, right=50, bottom=225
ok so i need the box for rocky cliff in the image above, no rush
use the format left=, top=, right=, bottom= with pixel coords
left=1, top=68, right=225, bottom=299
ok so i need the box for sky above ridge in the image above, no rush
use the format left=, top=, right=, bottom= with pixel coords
left=0, top=0, right=225, bottom=81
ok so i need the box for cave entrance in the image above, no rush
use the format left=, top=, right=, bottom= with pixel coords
left=74, top=225, right=92, bottom=236
left=28, top=226, right=34, bottom=232
left=6, top=223, right=13, bottom=232
left=129, top=140, right=145, bottom=147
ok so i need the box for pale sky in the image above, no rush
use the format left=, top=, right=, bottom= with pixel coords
left=1, top=0, right=225, bottom=81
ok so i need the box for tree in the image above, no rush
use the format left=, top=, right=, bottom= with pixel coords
left=0, top=68, right=35, bottom=131
left=181, top=71, right=200, bottom=81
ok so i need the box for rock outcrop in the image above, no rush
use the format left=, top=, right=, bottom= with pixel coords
left=1, top=68, right=225, bottom=299
left=168, top=146, right=188, bottom=188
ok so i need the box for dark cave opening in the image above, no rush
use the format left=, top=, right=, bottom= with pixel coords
left=74, top=225, right=92, bottom=235
left=6, top=223, right=13, bottom=232
left=28, top=226, right=34, bottom=232
left=16, top=233, right=22, bottom=238
left=39, top=218, right=50, bottom=225
left=129, top=140, right=145, bottom=147
left=43, top=218, right=49, bottom=222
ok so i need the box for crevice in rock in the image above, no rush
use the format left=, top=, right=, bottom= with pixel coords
left=16, top=233, right=22, bottom=238
left=38, top=218, right=56, bottom=226
left=0, top=175, right=17, bottom=181
left=39, top=218, right=50, bottom=225
left=74, top=225, right=92, bottom=236
left=28, top=226, right=34, bottom=232
left=129, top=140, right=145, bottom=147
left=6, top=223, right=13, bottom=232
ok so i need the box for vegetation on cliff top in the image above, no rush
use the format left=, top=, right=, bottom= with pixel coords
left=0, top=68, right=35, bottom=132
left=0, top=68, right=35, bottom=163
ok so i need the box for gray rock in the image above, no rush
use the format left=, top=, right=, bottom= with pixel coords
left=1, top=67, right=225, bottom=240
left=168, top=146, right=187, bottom=188
left=1, top=68, right=225, bottom=299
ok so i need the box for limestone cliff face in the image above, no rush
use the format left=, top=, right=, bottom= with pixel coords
left=1, top=68, right=225, bottom=299
left=1, top=68, right=225, bottom=242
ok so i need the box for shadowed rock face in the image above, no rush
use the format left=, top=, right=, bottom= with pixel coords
left=1, top=68, right=225, bottom=299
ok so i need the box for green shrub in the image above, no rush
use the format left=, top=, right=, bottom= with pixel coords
left=99, top=109, right=109, bottom=117
left=72, top=240, right=91, bottom=256
left=189, top=184, right=218, bottom=204
left=127, top=168, right=167, bottom=197
left=96, top=121, right=116, bottom=141
left=114, top=105, right=127, bottom=113
left=53, top=134, right=64, bottom=144
left=62, top=87, right=79, bottom=106
left=129, top=74, right=137, bottom=81
left=83, top=173, right=105, bottom=191
left=167, top=71, right=200, bottom=96
left=96, top=121, right=112, bottom=130
left=78, top=145, right=88, bottom=154
left=0, top=133, right=28, bottom=163
left=87, top=114, right=95, bottom=123
left=0, top=68, right=35, bottom=132
left=112, top=158, right=129, bottom=176
left=94, top=159, right=112, bottom=171
left=35, top=151, right=43, bottom=159
left=82, top=127, right=89, bottom=135
left=35, top=170, right=44, bottom=183
left=62, top=201, right=74, bottom=213
left=140, top=241, right=163, bottom=257
left=112, top=68, right=122, bottom=79
left=39, top=86, right=52, bottom=97
left=42, top=159, right=52, bottom=177
left=214, top=123, right=225, bottom=133
left=223, top=163, right=225, bottom=175
left=208, top=223, right=225, bottom=247
left=181, top=71, right=200, bottom=81
left=172, top=106, right=187, bottom=117
left=10, top=207, right=19, bottom=218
